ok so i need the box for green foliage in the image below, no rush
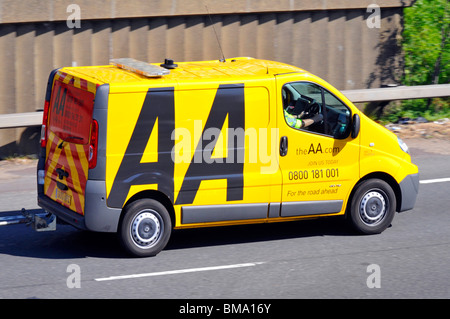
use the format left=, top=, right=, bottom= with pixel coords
left=386, top=98, right=450, bottom=121
left=403, top=0, right=449, bottom=85
left=381, top=0, right=450, bottom=122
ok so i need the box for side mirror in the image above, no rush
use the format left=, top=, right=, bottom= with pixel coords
left=351, top=114, right=360, bottom=139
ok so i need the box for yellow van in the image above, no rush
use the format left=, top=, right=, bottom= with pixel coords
left=37, top=57, right=419, bottom=257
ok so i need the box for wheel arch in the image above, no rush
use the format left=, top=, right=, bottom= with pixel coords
left=121, top=190, right=176, bottom=228
left=347, top=172, right=402, bottom=215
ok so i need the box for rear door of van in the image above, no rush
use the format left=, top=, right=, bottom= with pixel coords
left=42, top=71, right=97, bottom=216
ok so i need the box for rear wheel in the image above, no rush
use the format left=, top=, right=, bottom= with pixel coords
left=349, top=179, right=396, bottom=235
left=119, top=199, right=172, bottom=257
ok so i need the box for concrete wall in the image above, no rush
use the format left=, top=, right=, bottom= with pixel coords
left=0, top=0, right=412, bottom=157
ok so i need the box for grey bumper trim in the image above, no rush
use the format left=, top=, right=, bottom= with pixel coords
left=182, top=203, right=268, bottom=224
left=38, top=194, right=87, bottom=230
left=280, top=200, right=343, bottom=217
left=84, top=180, right=122, bottom=232
left=399, top=173, right=419, bottom=212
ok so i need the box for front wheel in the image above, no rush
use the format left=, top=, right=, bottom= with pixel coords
left=348, top=179, right=396, bottom=235
left=119, top=199, right=172, bottom=257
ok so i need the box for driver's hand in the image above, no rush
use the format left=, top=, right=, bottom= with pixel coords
left=311, top=113, right=323, bottom=123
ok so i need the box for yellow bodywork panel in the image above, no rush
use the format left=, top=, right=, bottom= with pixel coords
left=55, top=57, right=418, bottom=229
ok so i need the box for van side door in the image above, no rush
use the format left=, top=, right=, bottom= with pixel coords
left=173, top=81, right=281, bottom=225
left=276, top=75, right=360, bottom=217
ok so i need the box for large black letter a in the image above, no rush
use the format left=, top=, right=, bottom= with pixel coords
left=175, top=84, right=245, bottom=205
left=107, top=88, right=175, bottom=208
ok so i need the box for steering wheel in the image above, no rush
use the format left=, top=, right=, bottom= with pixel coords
left=303, top=100, right=321, bottom=118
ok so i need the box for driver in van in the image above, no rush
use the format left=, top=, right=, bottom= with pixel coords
left=283, top=89, right=323, bottom=129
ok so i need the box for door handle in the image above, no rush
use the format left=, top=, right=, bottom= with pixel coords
left=56, top=167, right=69, bottom=180
left=280, top=136, right=288, bottom=156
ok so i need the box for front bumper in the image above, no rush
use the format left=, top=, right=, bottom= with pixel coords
left=398, top=173, right=420, bottom=212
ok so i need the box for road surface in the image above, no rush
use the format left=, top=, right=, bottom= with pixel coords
left=0, top=140, right=449, bottom=300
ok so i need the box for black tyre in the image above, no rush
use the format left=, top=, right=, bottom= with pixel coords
left=119, top=199, right=172, bottom=257
left=349, top=179, right=396, bottom=235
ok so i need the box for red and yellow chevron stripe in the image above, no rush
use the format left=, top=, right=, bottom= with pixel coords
left=43, top=72, right=96, bottom=215
left=55, top=71, right=97, bottom=94
left=44, top=131, right=90, bottom=215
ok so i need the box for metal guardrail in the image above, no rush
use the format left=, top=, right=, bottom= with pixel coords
left=0, top=112, right=43, bottom=129
left=341, top=83, right=450, bottom=103
left=0, top=84, right=449, bottom=129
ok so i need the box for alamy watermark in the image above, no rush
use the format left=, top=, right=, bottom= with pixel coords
left=66, top=263, right=81, bottom=288
left=171, top=122, right=279, bottom=174
left=66, top=4, right=81, bottom=29
left=64, top=4, right=380, bottom=31
left=65, top=263, right=381, bottom=290
left=366, top=263, right=381, bottom=288
left=367, top=4, right=381, bottom=29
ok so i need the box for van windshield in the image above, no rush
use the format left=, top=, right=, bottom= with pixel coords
left=48, top=78, right=95, bottom=145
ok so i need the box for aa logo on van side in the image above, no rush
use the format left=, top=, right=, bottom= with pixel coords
left=108, top=84, right=277, bottom=208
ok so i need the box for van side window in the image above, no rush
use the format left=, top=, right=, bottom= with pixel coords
left=282, top=82, right=351, bottom=139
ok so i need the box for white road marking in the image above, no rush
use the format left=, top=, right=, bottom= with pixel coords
left=420, top=177, right=450, bottom=184
left=95, top=262, right=265, bottom=282
left=92, top=177, right=450, bottom=283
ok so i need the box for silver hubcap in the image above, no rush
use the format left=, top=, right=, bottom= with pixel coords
left=359, top=191, right=387, bottom=226
left=130, top=210, right=162, bottom=249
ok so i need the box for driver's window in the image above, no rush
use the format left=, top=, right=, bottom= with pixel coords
left=282, top=82, right=351, bottom=139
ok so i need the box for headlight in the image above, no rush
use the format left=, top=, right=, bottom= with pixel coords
left=398, top=137, right=409, bottom=154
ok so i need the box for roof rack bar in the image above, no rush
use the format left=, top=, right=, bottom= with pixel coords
left=110, top=58, right=170, bottom=77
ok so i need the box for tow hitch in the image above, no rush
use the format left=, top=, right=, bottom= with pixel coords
left=0, top=208, right=56, bottom=231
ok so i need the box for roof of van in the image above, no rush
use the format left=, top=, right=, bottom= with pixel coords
left=62, top=57, right=308, bottom=85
